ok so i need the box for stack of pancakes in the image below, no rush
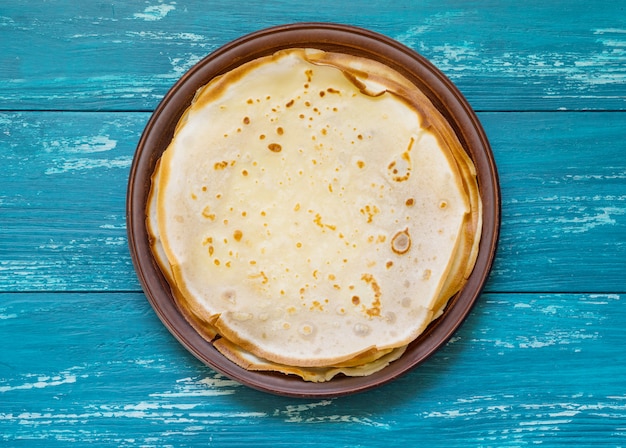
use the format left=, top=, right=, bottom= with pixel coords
left=146, top=49, right=481, bottom=382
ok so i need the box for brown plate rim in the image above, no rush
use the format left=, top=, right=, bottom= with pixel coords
left=126, top=22, right=501, bottom=398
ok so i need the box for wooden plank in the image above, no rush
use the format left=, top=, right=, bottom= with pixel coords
left=483, top=111, right=626, bottom=292
left=1, top=291, right=624, bottom=446
left=1, top=111, right=625, bottom=293
left=0, top=1, right=624, bottom=111
left=0, top=112, right=146, bottom=291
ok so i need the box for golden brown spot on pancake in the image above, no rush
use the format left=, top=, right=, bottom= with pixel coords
left=386, top=261, right=393, bottom=269
left=299, top=323, right=315, bottom=337
left=214, top=259, right=220, bottom=266
left=357, top=134, right=363, bottom=140
left=319, top=90, right=326, bottom=97
left=439, top=200, right=448, bottom=209
left=276, top=126, right=284, bottom=135
left=406, top=198, right=415, bottom=206
left=285, top=99, right=294, bottom=108
left=313, top=213, right=336, bottom=231
left=305, top=69, right=313, bottom=82
left=357, top=160, right=365, bottom=169
left=243, top=116, right=250, bottom=125
left=214, top=161, right=229, bottom=170
left=360, top=204, right=380, bottom=223
left=259, top=134, right=266, bottom=140
left=201, top=186, right=207, bottom=192
left=389, top=137, right=415, bottom=182
left=246, top=98, right=253, bottom=104
left=311, top=300, right=322, bottom=310
left=391, top=228, right=411, bottom=254
left=202, top=206, right=215, bottom=221
left=294, top=203, right=300, bottom=211
left=233, top=230, right=243, bottom=242
left=361, top=273, right=382, bottom=317
left=268, top=143, right=282, bottom=152
left=352, top=295, right=360, bottom=305
left=296, top=242, right=302, bottom=248
left=249, top=271, right=268, bottom=284
left=208, top=245, right=214, bottom=256
left=241, top=169, right=248, bottom=176
left=304, top=101, right=311, bottom=107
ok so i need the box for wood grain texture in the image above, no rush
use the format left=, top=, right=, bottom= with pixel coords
left=0, top=112, right=146, bottom=291
left=0, top=0, right=624, bottom=111
left=483, top=111, right=626, bottom=292
left=1, top=111, right=625, bottom=293
left=1, top=292, right=624, bottom=446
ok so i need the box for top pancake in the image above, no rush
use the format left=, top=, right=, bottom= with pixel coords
left=154, top=48, right=479, bottom=368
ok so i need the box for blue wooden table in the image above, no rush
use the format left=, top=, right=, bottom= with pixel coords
left=1, top=1, right=625, bottom=446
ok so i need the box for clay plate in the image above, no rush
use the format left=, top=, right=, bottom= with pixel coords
left=126, top=23, right=500, bottom=398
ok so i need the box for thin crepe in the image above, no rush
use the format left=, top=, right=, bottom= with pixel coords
left=148, top=48, right=481, bottom=376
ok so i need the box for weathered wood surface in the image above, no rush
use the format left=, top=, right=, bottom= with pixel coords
left=1, top=0, right=625, bottom=446
left=1, top=292, right=624, bottom=446
left=0, top=1, right=625, bottom=111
